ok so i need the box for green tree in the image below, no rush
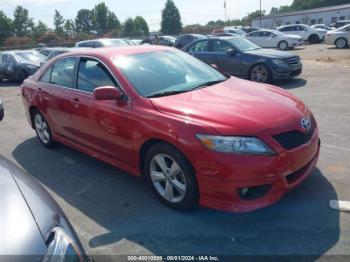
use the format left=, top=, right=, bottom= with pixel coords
left=107, top=11, right=121, bottom=32
left=0, top=11, right=13, bottom=45
left=75, top=9, right=95, bottom=34
left=161, top=0, right=182, bottom=35
left=133, top=16, right=149, bottom=37
left=270, top=7, right=279, bottom=15
left=94, top=2, right=108, bottom=34
left=33, top=20, right=48, bottom=40
left=242, top=9, right=266, bottom=26
left=54, top=10, right=65, bottom=36
left=64, top=19, right=75, bottom=37
left=13, top=6, right=34, bottom=37
left=122, top=18, right=135, bottom=37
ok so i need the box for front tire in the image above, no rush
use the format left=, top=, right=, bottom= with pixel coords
left=144, top=142, right=198, bottom=210
left=33, top=110, right=54, bottom=147
left=278, top=40, right=289, bottom=50
left=250, top=64, right=271, bottom=83
left=335, top=38, right=348, bottom=49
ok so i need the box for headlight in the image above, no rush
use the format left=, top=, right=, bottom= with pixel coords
left=196, top=135, right=275, bottom=155
left=272, top=59, right=288, bottom=67
left=43, top=227, right=85, bottom=262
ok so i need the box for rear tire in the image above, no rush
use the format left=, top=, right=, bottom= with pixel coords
left=308, top=34, right=320, bottom=44
left=144, top=142, right=199, bottom=210
left=335, top=38, right=348, bottom=49
left=278, top=41, right=289, bottom=50
left=33, top=110, right=54, bottom=148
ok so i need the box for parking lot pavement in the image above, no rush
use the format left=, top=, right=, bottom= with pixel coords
left=0, top=44, right=349, bottom=260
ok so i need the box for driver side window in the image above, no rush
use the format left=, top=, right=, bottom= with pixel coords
left=212, top=40, right=232, bottom=53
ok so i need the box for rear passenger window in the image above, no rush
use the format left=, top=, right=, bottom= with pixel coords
left=77, top=58, right=116, bottom=93
left=188, top=40, right=209, bottom=52
left=50, top=57, right=77, bottom=88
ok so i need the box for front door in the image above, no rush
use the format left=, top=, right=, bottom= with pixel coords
left=69, top=57, right=134, bottom=165
left=187, top=40, right=213, bottom=65
left=210, top=39, right=241, bottom=76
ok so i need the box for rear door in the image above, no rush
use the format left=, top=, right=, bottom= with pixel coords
left=186, top=40, right=212, bottom=64
left=37, top=57, right=78, bottom=142
left=209, top=39, right=241, bottom=76
left=69, top=57, right=134, bottom=165
left=246, top=31, right=266, bottom=47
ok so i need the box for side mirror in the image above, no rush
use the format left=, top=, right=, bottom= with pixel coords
left=227, top=49, right=236, bottom=55
left=94, top=86, right=124, bottom=100
left=0, top=100, right=4, bottom=122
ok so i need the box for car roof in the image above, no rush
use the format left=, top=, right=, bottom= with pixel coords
left=59, top=45, right=174, bottom=58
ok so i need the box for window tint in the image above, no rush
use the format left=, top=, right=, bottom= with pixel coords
left=6, top=54, right=14, bottom=63
left=78, top=42, right=93, bottom=48
left=212, top=40, right=232, bottom=52
left=94, top=41, right=103, bottom=48
left=40, top=66, right=52, bottom=83
left=188, top=40, right=209, bottom=52
left=280, top=26, right=292, bottom=32
left=77, top=59, right=116, bottom=93
left=50, top=57, right=76, bottom=88
left=249, top=31, right=262, bottom=37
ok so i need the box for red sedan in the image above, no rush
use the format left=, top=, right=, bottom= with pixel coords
left=21, top=46, right=320, bottom=212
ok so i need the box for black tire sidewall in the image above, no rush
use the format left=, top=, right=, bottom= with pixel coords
left=33, top=110, right=54, bottom=147
left=309, top=34, right=319, bottom=44
left=144, top=142, right=199, bottom=210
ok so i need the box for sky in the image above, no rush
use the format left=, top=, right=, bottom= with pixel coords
left=0, top=0, right=293, bottom=31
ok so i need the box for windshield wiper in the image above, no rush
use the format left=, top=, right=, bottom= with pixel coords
left=190, top=79, right=226, bottom=91
left=147, top=90, right=189, bottom=98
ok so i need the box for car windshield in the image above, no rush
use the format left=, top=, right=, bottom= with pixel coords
left=15, top=52, right=45, bottom=63
left=338, top=24, right=350, bottom=31
left=229, top=29, right=246, bottom=36
left=271, top=30, right=284, bottom=36
left=227, top=37, right=260, bottom=52
left=103, top=39, right=128, bottom=47
left=114, top=50, right=227, bottom=97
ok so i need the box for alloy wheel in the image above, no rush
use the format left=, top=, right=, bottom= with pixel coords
left=251, top=65, right=268, bottom=83
left=279, top=41, right=288, bottom=50
left=34, top=113, right=51, bottom=145
left=149, top=153, right=187, bottom=203
left=336, top=38, right=347, bottom=49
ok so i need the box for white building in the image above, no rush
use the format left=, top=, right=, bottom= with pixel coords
left=252, top=4, right=350, bottom=28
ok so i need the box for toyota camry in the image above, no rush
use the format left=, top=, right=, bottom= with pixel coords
left=21, top=46, right=320, bottom=212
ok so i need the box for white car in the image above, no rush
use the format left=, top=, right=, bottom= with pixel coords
left=311, top=24, right=335, bottom=31
left=324, top=24, right=350, bottom=48
left=246, top=29, right=303, bottom=50
left=277, top=24, right=327, bottom=44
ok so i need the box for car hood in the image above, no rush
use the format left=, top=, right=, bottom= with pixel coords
left=0, top=156, right=47, bottom=256
left=150, top=77, right=308, bottom=135
left=245, top=48, right=297, bottom=59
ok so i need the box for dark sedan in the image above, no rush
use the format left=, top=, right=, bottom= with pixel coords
left=182, top=36, right=302, bottom=83
left=175, top=34, right=206, bottom=49
left=0, top=105, right=88, bottom=260
left=0, top=50, right=45, bottom=82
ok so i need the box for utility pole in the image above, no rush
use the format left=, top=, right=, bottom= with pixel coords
left=260, top=0, right=262, bottom=28
left=224, top=0, right=227, bottom=22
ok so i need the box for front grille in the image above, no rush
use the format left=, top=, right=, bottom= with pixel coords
left=272, top=117, right=316, bottom=150
left=287, top=57, right=300, bottom=65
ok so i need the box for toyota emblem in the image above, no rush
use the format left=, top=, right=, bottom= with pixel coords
left=301, top=117, right=311, bottom=131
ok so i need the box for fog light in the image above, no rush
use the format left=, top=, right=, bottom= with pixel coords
left=237, top=184, right=272, bottom=201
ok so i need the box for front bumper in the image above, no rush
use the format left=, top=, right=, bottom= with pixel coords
left=193, top=130, right=320, bottom=212
left=271, top=63, right=302, bottom=80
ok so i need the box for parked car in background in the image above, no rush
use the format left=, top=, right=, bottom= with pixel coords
left=141, top=36, right=176, bottom=46
left=330, top=20, right=350, bottom=29
left=325, top=24, right=350, bottom=49
left=0, top=106, right=88, bottom=260
left=0, top=50, right=45, bottom=82
left=131, top=39, right=142, bottom=45
left=175, top=34, right=206, bottom=49
left=223, top=27, right=247, bottom=36
left=75, top=38, right=129, bottom=48
left=311, top=24, right=335, bottom=31
left=277, top=24, right=327, bottom=44
left=39, top=47, right=65, bottom=57
left=182, top=36, right=302, bottom=83
left=246, top=29, right=303, bottom=50
left=241, top=26, right=259, bottom=34
left=22, top=46, right=319, bottom=212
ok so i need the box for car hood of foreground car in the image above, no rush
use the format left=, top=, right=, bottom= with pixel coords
left=245, top=48, right=297, bottom=59
left=150, top=77, right=308, bottom=135
left=0, top=157, right=47, bottom=255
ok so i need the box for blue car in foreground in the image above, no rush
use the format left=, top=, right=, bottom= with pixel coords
left=182, top=36, right=302, bottom=83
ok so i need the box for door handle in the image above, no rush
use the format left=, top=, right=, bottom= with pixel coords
left=71, top=98, right=80, bottom=108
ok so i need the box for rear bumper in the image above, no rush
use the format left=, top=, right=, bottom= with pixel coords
left=194, top=131, right=320, bottom=213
